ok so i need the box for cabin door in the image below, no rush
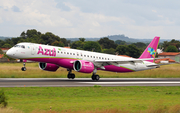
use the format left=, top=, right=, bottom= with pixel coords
left=31, top=44, right=36, bottom=55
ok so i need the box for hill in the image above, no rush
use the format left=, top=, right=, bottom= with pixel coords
left=0, top=34, right=172, bottom=43
left=66, top=35, right=171, bottom=43
left=0, top=36, right=12, bottom=40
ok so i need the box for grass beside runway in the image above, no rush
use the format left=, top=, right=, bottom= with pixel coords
left=1, top=63, right=180, bottom=112
left=1, top=86, right=180, bottom=113
left=0, top=63, right=180, bottom=78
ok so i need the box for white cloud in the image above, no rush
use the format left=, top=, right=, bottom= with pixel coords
left=152, top=10, right=157, bottom=13
left=0, top=0, right=180, bottom=39
left=0, top=17, right=2, bottom=24
left=0, top=0, right=73, bottom=27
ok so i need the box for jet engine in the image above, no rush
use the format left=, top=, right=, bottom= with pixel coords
left=39, top=62, right=59, bottom=71
left=73, top=60, right=94, bottom=73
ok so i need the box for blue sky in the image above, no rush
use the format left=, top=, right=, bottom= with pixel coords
left=0, top=0, right=180, bottom=39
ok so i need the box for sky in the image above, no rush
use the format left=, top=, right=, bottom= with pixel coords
left=0, top=0, right=180, bottom=39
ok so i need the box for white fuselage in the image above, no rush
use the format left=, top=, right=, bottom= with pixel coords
left=6, top=42, right=157, bottom=72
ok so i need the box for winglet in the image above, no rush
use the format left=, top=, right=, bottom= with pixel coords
left=139, top=36, right=160, bottom=63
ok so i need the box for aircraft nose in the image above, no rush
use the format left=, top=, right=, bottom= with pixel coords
left=6, top=49, right=14, bottom=57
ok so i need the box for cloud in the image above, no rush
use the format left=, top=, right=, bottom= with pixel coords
left=11, top=5, right=21, bottom=12
left=56, top=1, right=71, bottom=11
left=0, top=17, right=2, bottom=24
left=0, top=0, right=180, bottom=39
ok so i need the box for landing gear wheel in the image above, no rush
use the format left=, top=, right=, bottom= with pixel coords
left=21, top=62, right=26, bottom=71
left=91, top=75, right=95, bottom=80
left=67, top=69, right=76, bottom=79
left=67, top=74, right=70, bottom=79
left=95, top=75, right=100, bottom=81
left=21, top=67, right=26, bottom=71
left=91, top=75, right=100, bottom=81
left=71, top=74, right=75, bottom=79
left=67, top=73, right=75, bottom=79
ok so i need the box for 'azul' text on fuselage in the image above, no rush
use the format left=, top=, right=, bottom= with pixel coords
left=37, top=46, right=56, bottom=56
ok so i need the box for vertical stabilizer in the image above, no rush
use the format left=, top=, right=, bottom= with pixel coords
left=139, top=36, right=160, bottom=62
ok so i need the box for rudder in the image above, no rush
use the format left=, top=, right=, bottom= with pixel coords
left=139, top=36, right=160, bottom=62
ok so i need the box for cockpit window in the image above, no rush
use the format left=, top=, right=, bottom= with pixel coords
left=14, top=45, right=25, bottom=49
left=21, top=45, right=25, bottom=48
left=14, top=45, right=21, bottom=47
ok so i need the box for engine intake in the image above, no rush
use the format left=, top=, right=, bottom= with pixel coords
left=73, top=60, right=94, bottom=73
left=39, top=62, right=59, bottom=72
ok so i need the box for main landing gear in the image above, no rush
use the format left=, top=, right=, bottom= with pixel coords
left=21, top=62, right=26, bottom=71
left=91, top=74, right=100, bottom=81
left=66, top=69, right=100, bottom=81
left=91, top=69, right=100, bottom=81
left=67, top=69, right=75, bottom=79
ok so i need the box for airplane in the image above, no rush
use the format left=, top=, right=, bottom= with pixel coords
left=6, top=36, right=160, bottom=81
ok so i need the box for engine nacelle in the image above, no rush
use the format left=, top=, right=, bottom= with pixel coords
left=73, top=60, right=94, bottom=73
left=39, top=62, right=59, bottom=72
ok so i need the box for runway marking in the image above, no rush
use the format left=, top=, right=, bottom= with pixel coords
left=79, top=82, right=180, bottom=84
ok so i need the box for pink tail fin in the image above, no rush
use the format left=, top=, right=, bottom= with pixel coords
left=139, top=36, right=160, bottom=62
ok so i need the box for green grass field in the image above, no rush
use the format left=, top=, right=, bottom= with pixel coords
left=1, top=63, right=180, bottom=113
left=0, top=62, right=180, bottom=78
left=1, top=86, right=180, bottom=113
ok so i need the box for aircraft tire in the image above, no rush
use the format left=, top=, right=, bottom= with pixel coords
left=21, top=67, right=26, bottom=71
left=91, top=75, right=95, bottom=80
left=95, top=75, right=100, bottom=81
left=67, top=74, right=71, bottom=79
left=71, top=74, right=75, bottom=79
left=92, top=75, right=99, bottom=81
left=67, top=74, right=75, bottom=79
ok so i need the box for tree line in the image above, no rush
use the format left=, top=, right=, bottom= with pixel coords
left=0, top=29, right=179, bottom=58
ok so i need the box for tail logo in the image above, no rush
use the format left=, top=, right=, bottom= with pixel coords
left=148, top=47, right=156, bottom=58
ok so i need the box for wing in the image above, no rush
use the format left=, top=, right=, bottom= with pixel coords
left=93, top=58, right=159, bottom=69
left=95, top=58, right=157, bottom=63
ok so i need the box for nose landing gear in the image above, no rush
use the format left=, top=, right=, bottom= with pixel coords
left=21, top=62, right=26, bottom=71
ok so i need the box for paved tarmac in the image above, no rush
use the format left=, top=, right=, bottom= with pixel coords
left=0, top=78, right=180, bottom=87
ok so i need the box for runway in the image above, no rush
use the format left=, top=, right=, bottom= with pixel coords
left=0, top=78, right=180, bottom=87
